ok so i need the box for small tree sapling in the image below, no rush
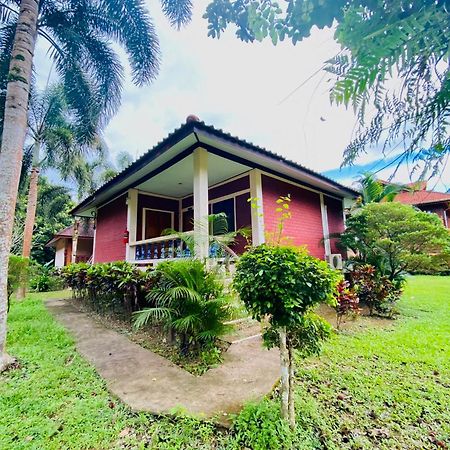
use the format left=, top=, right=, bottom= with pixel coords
left=234, top=244, right=339, bottom=428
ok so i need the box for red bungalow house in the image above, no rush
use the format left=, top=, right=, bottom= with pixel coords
left=71, top=117, right=358, bottom=267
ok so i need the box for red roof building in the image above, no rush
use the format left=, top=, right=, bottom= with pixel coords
left=394, top=184, right=450, bottom=228
left=46, top=221, right=94, bottom=267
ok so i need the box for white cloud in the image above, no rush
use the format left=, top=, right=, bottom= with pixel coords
left=33, top=0, right=449, bottom=194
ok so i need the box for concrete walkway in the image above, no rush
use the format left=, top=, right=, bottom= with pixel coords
left=46, top=299, right=280, bottom=422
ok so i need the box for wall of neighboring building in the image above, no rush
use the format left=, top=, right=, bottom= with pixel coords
left=262, top=174, right=340, bottom=259
left=54, top=239, right=66, bottom=268
left=94, top=194, right=128, bottom=263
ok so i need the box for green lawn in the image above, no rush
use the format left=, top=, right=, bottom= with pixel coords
left=1, top=276, right=449, bottom=449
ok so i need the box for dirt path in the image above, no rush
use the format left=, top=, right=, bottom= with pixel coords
left=46, top=298, right=279, bottom=423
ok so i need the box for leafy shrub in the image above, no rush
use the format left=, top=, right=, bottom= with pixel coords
left=334, top=280, right=360, bottom=329
left=232, top=399, right=293, bottom=450
left=340, top=202, right=450, bottom=281
left=29, top=264, right=65, bottom=292
left=7, top=255, right=29, bottom=306
left=349, top=264, right=402, bottom=317
left=61, top=261, right=149, bottom=315
left=133, top=259, right=232, bottom=354
left=234, top=245, right=340, bottom=327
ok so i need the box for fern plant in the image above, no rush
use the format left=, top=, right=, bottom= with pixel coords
left=133, top=259, right=232, bottom=354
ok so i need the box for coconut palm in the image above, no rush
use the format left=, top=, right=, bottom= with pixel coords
left=21, top=84, right=101, bottom=261
left=356, top=173, right=407, bottom=206
left=0, top=0, right=193, bottom=371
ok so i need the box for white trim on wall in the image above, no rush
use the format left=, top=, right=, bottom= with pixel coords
left=180, top=172, right=250, bottom=200
left=249, top=169, right=265, bottom=246
left=320, top=193, right=331, bottom=257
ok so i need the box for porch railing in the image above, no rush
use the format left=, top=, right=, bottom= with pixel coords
left=130, top=232, right=235, bottom=262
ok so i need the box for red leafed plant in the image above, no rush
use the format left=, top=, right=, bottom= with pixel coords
left=335, top=280, right=360, bottom=330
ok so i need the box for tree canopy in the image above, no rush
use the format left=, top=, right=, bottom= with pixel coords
left=340, top=202, right=450, bottom=279
left=204, top=0, right=450, bottom=176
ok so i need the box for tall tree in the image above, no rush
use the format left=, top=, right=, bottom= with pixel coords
left=12, top=176, right=74, bottom=265
left=0, top=0, right=193, bottom=371
left=204, top=0, right=450, bottom=175
left=21, top=84, right=101, bottom=263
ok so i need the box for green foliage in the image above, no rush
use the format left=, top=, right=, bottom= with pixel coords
left=12, top=176, right=74, bottom=265
left=29, top=265, right=65, bottom=293
left=340, top=202, right=450, bottom=280
left=356, top=173, right=406, bottom=205
left=234, top=245, right=340, bottom=328
left=2, top=278, right=450, bottom=448
left=133, top=259, right=232, bottom=354
left=7, top=255, right=29, bottom=301
left=263, top=312, right=333, bottom=357
left=61, top=261, right=149, bottom=315
left=232, top=399, right=293, bottom=450
left=204, top=1, right=450, bottom=173
left=0, top=0, right=194, bottom=139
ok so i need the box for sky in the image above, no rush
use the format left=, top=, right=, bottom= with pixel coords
left=35, top=0, right=449, bottom=194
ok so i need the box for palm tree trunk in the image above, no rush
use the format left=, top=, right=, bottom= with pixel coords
left=0, top=0, right=39, bottom=372
left=18, top=143, right=41, bottom=299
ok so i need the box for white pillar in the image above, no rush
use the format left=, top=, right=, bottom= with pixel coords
left=193, top=148, right=209, bottom=259
left=320, top=193, right=331, bottom=258
left=249, top=169, right=265, bottom=246
left=126, top=189, right=138, bottom=262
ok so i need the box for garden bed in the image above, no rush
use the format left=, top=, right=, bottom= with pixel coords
left=67, top=297, right=230, bottom=375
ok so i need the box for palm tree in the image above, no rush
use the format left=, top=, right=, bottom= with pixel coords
left=356, top=173, right=406, bottom=206
left=21, top=84, right=101, bottom=261
left=0, top=0, right=193, bottom=371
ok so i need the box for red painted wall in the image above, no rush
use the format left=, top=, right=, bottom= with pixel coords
left=325, top=196, right=345, bottom=255
left=94, top=195, right=128, bottom=263
left=261, top=175, right=327, bottom=259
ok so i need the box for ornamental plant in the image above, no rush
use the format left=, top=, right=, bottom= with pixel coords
left=334, top=280, right=360, bottom=330
left=133, top=259, right=232, bottom=355
left=349, top=264, right=402, bottom=317
left=234, top=244, right=339, bottom=428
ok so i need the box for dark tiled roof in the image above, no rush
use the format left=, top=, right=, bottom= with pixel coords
left=46, top=221, right=94, bottom=247
left=72, top=118, right=359, bottom=214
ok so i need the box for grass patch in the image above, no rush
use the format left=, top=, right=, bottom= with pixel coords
left=1, top=277, right=449, bottom=449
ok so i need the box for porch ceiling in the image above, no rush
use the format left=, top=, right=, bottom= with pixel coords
left=135, top=152, right=250, bottom=197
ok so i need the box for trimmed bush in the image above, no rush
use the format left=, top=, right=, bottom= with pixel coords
left=61, top=261, right=150, bottom=315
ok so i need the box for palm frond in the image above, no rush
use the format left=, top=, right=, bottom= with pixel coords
left=160, top=0, right=193, bottom=29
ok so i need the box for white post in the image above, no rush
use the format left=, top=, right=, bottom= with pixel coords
left=320, top=194, right=331, bottom=258
left=193, top=148, right=209, bottom=259
left=126, top=189, right=138, bottom=262
left=249, top=169, right=265, bottom=246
